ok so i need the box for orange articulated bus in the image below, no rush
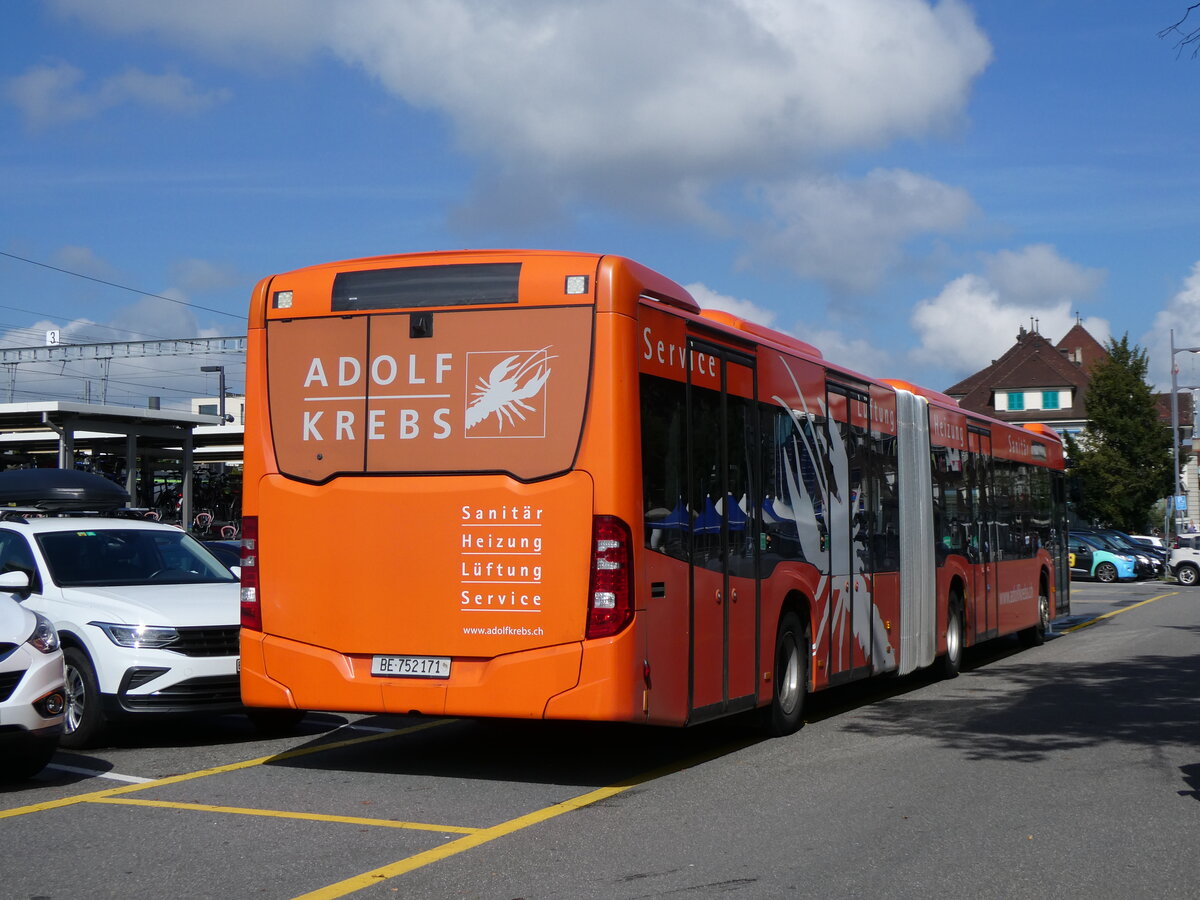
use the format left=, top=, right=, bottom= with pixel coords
left=238, top=250, right=1069, bottom=735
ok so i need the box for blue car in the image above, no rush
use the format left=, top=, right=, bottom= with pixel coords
left=1068, top=532, right=1137, bottom=582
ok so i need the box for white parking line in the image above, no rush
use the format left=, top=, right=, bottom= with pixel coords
left=46, top=763, right=154, bottom=784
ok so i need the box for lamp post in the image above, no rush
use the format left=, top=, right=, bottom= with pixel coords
left=200, top=365, right=227, bottom=425
left=1168, top=330, right=1200, bottom=538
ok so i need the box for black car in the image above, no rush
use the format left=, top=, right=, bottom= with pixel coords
left=1074, top=529, right=1162, bottom=579
left=1093, top=529, right=1166, bottom=577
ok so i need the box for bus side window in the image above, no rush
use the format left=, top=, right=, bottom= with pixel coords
left=640, top=374, right=688, bottom=562
left=759, top=406, right=824, bottom=567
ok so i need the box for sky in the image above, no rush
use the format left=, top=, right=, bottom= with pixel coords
left=2, top=0, right=1200, bottom=410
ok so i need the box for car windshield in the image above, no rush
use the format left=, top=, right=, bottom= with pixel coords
left=1080, top=533, right=1124, bottom=553
left=37, top=528, right=237, bottom=587
left=1102, top=531, right=1147, bottom=551
left=1074, top=533, right=1115, bottom=552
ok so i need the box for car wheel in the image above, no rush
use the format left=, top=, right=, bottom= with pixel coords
left=939, top=593, right=964, bottom=678
left=62, top=647, right=107, bottom=750
left=1019, top=590, right=1050, bottom=647
left=246, top=707, right=307, bottom=735
left=1095, top=562, right=1118, bottom=584
left=0, top=735, right=59, bottom=781
left=1177, top=563, right=1200, bottom=587
left=759, top=611, right=807, bottom=736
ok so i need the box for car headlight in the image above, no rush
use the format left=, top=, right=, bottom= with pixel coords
left=93, top=622, right=179, bottom=649
left=26, top=611, right=60, bottom=654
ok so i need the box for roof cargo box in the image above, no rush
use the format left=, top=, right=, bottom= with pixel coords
left=0, top=469, right=130, bottom=511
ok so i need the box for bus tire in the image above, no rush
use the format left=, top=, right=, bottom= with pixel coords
left=1019, top=589, right=1050, bottom=647
left=761, top=611, right=807, bottom=737
left=939, top=594, right=964, bottom=679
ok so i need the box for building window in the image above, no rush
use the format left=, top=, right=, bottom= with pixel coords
left=1042, top=390, right=1060, bottom=410
left=1006, top=392, right=1025, bottom=411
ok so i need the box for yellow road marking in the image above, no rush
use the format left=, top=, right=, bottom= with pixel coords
left=90, top=797, right=479, bottom=834
left=6, top=713, right=756, bottom=899
left=293, top=736, right=758, bottom=900
left=0, top=719, right=449, bottom=821
left=1062, top=591, right=1179, bottom=632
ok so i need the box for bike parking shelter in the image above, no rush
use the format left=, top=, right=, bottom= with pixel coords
left=0, top=400, right=237, bottom=527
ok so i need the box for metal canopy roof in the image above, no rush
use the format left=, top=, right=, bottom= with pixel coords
left=0, top=400, right=239, bottom=526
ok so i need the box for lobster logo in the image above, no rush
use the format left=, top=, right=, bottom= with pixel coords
left=464, top=347, right=555, bottom=438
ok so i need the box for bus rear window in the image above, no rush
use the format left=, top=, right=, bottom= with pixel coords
left=266, top=305, right=593, bottom=482
left=332, top=263, right=521, bottom=311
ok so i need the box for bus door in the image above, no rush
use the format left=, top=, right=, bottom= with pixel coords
left=686, top=340, right=760, bottom=721
left=970, top=426, right=1000, bottom=640
left=825, top=382, right=872, bottom=682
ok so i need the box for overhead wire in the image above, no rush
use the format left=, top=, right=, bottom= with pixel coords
left=0, top=249, right=247, bottom=322
left=0, top=250, right=249, bottom=405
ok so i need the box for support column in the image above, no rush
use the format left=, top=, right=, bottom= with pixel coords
left=181, top=435, right=194, bottom=529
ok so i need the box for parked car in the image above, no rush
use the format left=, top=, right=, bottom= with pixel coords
left=1167, top=542, right=1200, bottom=586
left=0, top=585, right=66, bottom=780
left=203, top=540, right=242, bottom=571
left=0, top=469, right=301, bottom=749
left=1073, top=529, right=1160, bottom=579
left=1088, top=529, right=1166, bottom=578
left=1170, top=533, right=1200, bottom=551
left=1068, top=532, right=1137, bottom=583
left=1127, top=534, right=1164, bottom=550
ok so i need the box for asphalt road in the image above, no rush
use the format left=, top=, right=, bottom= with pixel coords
left=3, top=579, right=1197, bottom=899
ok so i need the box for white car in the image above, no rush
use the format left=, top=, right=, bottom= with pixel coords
left=0, top=469, right=245, bottom=749
left=1168, top=544, right=1200, bottom=586
left=1127, top=534, right=1164, bottom=550
left=0, top=584, right=66, bottom=779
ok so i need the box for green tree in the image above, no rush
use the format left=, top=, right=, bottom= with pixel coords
left=1070, top=335, right=1176, bottom=531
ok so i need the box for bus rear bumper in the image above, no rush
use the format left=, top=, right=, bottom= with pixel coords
left=241, top=630, right=605, bottom=720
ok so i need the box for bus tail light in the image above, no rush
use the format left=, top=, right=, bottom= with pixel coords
left=240, top=516, right=261, bottom=631
left=586, top=515, right=633, bottom=639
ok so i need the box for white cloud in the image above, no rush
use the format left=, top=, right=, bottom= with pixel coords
left=982, top=244, right=1105, bottom=305
left=48, top=0, right=331, bottom=62
left=40, top=0, right=997, bottom=314
left=4, top=61, right=229, bottom=130
left=911, top=255, right=1110, bottom=380
left=0, top=303, right=238, bottom=408
left=800, top=327, right=893, bottom=380
left=0, top=244, right=242, bottom=406
left=51, top=245, right=123, bottom=281
left=685, top=282, right=892, bottom=378
left=46, top=0, right=991, bottom=217
left=168, top=258, right=244, bottom=295
left=1146, top=260, right=1200, bottom=390
left=750, top=169, right=977, bottom=294
left=686, top=283, right=778, bottom=327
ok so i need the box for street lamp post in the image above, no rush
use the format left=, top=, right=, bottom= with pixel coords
left=1168, top=330, right=1200, bottom=539
left=200, top=365, right=227, bottom=425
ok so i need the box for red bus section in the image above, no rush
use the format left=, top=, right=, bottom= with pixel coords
left=240, top=250, right=1068, bottom=734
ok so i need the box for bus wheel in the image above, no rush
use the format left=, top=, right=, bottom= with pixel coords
left=1019, top=590, right=1050, bottom=647
left=761, top=611, right=807, bottom=736
left=1095, top=562, right=1118, bottom=583
left=939, top=595, right=964, bottom=679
